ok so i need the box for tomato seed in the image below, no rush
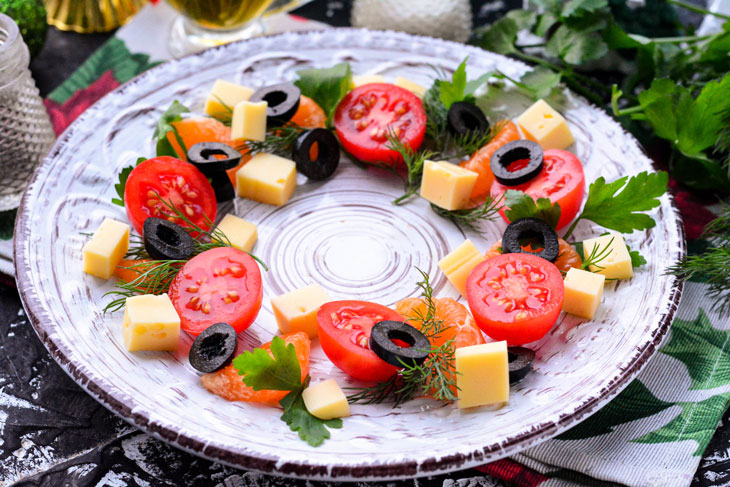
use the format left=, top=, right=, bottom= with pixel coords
left=202, top=303, right=211, bottom=314
left=184, top=206, right=194, bottom=217
left=187, top=286, right=198, bottom=293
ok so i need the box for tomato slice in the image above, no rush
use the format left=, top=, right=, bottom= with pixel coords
left=334, top=83, right=426, bottom=166
left=168, top=247, right=263, bottom=336
left=124, top=156, right=217, bottom=236
left=484, top=238, right=582, bottom=273
left=466, top=253, right=564, bottom=345
left=491, top=149, right=585, bottom=230
left=317, top=300, right=405, bottom=382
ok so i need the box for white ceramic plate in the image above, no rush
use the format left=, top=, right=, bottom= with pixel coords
left=15, top=29, right=685, bottom=481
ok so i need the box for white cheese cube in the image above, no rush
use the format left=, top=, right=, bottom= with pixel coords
left=271, top=284, right=331, bottom=338
left=213, top=214, right=257, bottom=253
left=236, top=153, right=297, bottom=206
left=455, top=341, right=509, bottom=409
left=204, top=79, right=254, bottom=119
left=582, top=233, right=633, bottom=279
left=438, top=239, right=486, bottom=298
left=302, top=379, right=350, bottom=419
left=563, top=268, right=605, bottom=319
left=83, top=218, right=130, bottom=279
left=352, top=74, right=385, bottom=87
left=122, top=294, right=180, bottom=352
left=517, top=99, right=574, bottom=150
left=420, top=160, right=478, bottom=211
left=231, top=100, right=267, bottom=141
left=394, top=76, right=427, bottom=98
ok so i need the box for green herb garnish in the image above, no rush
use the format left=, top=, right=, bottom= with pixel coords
left=430, top=194, right=504, bottom=234
left=154, top=100, right=190, bottom=158
left=504, top=190, right=561, bottom=230
left=294, top=63, right=352, bottom=125
left=111, top=157, right=145, bottom=207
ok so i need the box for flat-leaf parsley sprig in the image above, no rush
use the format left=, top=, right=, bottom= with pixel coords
left=233, top=336, right=342, bottom=447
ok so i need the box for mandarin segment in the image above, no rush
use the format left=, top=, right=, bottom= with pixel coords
left=459, top=121, right=520, bottom=199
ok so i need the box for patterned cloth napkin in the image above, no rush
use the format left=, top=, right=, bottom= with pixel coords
left=9, top=3, right=730, bottom=486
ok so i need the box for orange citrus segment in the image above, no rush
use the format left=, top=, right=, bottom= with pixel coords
left=459, top=120, right=521, bottom=199
left=485, top=237, right=582, bottom=273
left=201, top=331, right=310, bottom=407
left=290, top=95, right=327, bottom=129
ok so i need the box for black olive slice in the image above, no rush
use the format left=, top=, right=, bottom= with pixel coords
left=490, top=140, right=544, bottom=186
left=187, top=142, right=242, bottom=202
left=249, top=82, right=301, bottom=126
left=369, top=320, right=431, bottom=368
left=143, top=217, right=195, bottom=261
left=292, top=128, right=340, bottom=180
left=502, top=217, right=560, bottom=263
left=447, top=101, right=489, bottom=138
left=508, top=346, right=535, bottom=384
left=189, top=322, right=238, bottom=373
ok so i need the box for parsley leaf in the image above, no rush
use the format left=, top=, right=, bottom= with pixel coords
left=563, top=171, right=668, bottom=239
left=546, top=24, right=608, bottom=65
left=154, top=100, right=190, bottom=158
left=111, top=157, right=145, bottom=207
left=504, top=190, right=562, bottom=229
left=233, top=336, right=301, bottom=391
left=629, top=246, right=647, bottom=268
left=294, top=63, right=352, bottom=124
left=473, top=10, right=537, bottom=55
left=232, top=336, right=342, bottom=447
left=519, top=67, right=562, bottom=100
left=280, top=380, right=343, bottom=447
left=438, top=60, right=468, bottom=109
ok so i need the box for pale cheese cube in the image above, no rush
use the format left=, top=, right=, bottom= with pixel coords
left=204, top=79, right=254, bottom=119
left=83, top=218, right=130, bottom=279
left=563, top=268, right=605, bottom=319
left=302, top=379, right=350, bottom=419
left=394, top=76, right=427, bottom=98
left=352, top=74, right=385, bottom=87
left=582, top=233, right=633, bottom=279
left=517, top=99, right=575, bottom=150
left=420, top=160, right=478, bottom=211
left=236, top=153, right=297, bottom=206
left=214, top=214, right=257, bottom=253
left=231, top=100, right=267, bottom=141
left=455, top=341, right=509, bottom=409
left=438, top=239, right=486, bottom=298
left=271, top=284, right=331, bottom=338
left=122, top=294, right=180, bottom=352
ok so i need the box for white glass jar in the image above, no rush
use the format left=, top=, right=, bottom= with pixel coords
left=0, top=13, right=55, bottom=211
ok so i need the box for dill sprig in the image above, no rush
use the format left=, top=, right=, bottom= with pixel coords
left=103, top=259, right=186, bottom=313
left=580, top=237, right=615, bottom=272
left=238, top=123, right=307, bottom=158
left=385, top=132, right=437, bottom=205
left=430, top=194, right=504, bottom=234
left=440, top=121, right=502, bottom=161
left=347, top=268, right=458, bottom=406
left=209, top=94, right=234, bottom=126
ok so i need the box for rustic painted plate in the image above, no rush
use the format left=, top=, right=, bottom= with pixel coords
left=15, top=29, right=685, bottom=481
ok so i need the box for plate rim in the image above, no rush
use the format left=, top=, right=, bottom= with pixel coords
left=14, top=27, right=687, bottom=480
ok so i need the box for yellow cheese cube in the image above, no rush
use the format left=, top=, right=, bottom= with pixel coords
left=438, top=239, right=486, bottom=298
left=517, top=99, right=575, bottom=150
left=302, top=379, right=350, bottom=420
left=455, top=341, right=509, bottom=409
left=582, top=233, right=633, bottom=279
left=231, top=100, right=267, bottom=141
left=213, top=214, right=257, bottom=253
left=83, top=218, right=130, bottom=279
left=394, top=76, right=427, bottom=98
left=122, top=294, right=180, bottom=352
left=563, top=268, right=606, bottom=319
left=420, top=160, right=478, bottom=211
left=352, top=74, right=385, bottom=87
left=204, top=79, right=254, bottom=119
left=271, top=284, right=331, bottom=338
left=236, top=153, right=297, bottom=206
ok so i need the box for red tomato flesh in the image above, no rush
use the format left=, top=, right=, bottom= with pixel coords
left=124, top=156, right=217, bottom=236
left=466, top=253, right=564, bottom=345
left=491, top=149, right=585, bottom=230
left=317, top=300, right=405, bottom=382
left=334, top=83, right=426, bottom=166
left=168, top=247, right=263, bottom=336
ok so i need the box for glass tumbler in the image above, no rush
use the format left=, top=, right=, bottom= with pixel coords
left=0, top=13, right=55, bottom=211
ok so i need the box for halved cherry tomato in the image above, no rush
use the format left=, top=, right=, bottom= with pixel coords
left=459, top=120, right=521, bottom=199
left=124, top=156, right=217, bottom=236
left=317, top=300, right=405, bottom=382
left=485, top=238, right=582, bottom=273
left=168, top=247, right=262, bottom=336
left=334, top=83, right=426, bottom=166
left=491, top=149, right=585, bottom=230
left=466, top=253, right=564, bottom=345
left=201, top=331, right=310, bottom=406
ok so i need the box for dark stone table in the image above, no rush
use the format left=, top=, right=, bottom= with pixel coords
left=4, top=1, right=726, bottom=485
